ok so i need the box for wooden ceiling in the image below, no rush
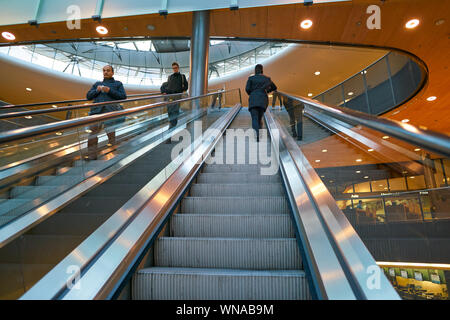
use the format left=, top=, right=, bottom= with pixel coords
left=0, top=0, right=448, bottom=135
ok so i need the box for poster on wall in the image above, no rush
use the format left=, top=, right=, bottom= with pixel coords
left=414, top=271, right=423, bottom=281
left=389, top=268, right=395, bottom=277
left=430, top=274, right=441, bottom=284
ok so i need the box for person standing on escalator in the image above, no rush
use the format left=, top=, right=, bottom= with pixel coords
left=245, top=64, right=277, bottom=142
left=86, top=65, right=127, bottom=160
left=164, top=62, right=189, bottom=129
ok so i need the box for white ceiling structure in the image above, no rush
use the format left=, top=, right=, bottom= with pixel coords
left=0, top=41, right=387, bottom=105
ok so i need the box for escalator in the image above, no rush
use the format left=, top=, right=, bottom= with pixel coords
left=0, top=90, right=233, bottom=299
left=133, top=111, right=309, bottom=299
left=0, top=87, right=448, bottom=300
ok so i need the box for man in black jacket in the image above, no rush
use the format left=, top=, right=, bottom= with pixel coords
left=86, top=65, right=127, bottom=160
left=164, top=62, right=188, bottom=131
left=283, top=96, right=304, bottom=140
left=245, top=64, right=277, bottom=142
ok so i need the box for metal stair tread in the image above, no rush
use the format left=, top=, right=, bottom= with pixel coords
left=137, top=267, right=306, bottom=277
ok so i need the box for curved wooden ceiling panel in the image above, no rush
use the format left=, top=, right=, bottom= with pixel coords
left=0, top=0, right=449, bottom=132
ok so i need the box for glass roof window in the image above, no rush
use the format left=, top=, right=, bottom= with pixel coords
left=1, top=40, right=291, bottom=86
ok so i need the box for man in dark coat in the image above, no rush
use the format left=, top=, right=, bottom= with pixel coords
left=86, top=65, right=127, bottom=160
left=245, top=64, right=277, bottom=141
left=283, top=96, right=304, bottom=140
left=164, top=62, right=188, bottom=130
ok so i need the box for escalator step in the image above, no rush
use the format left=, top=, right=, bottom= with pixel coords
left=133, top=267, right=310, bottom=300
left=181, top=196, right=290, bottom=214
left=197, top=173, right=281, bottom=184
left=190, top=183, right=284, bottom=197
left=154, top=237, right=302, bottom=270
left=171, top=214, right=295, bottom=238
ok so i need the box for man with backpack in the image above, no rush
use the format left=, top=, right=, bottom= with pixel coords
left=161, top=62, right=189, bottom=137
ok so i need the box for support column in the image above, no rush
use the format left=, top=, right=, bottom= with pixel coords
left=189, top=10, right=210, bottom=98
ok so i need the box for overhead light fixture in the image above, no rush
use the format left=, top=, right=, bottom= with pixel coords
left=414, top=148, right=421, bottom=151
left=356, top=171, right=361, bottom=173
left=24, top=116, right=32, bottom=119
left=427, top=96, right=437, bottom=101
left=348, top=92, right=354, bottom=96
left=368, top=149, right=374, bottom=152
left=356, top=159, right=362, bottom=162
left=1, top=31, right=15, bottom=41
left=26, top=87, right=32, bottom=92
left=308, top=93, right=313, bottom=97
left=96, top=26, right=108, bottom=35
left=405, top=19, right=420, bottom=29
left=55, top=132, right=63, bottom=136
left=314, top=71, right=320, bottom=76
left=322, top=149, right=327, bottom=153
left=382, top=136, right=389, bottom=139
left=401, top=119, right=410, bottom=123
left=315, top=159, right=321, bottom=163
left=52, top=105, right=58, bottom=108
left=300, top=19, right=313, bottom=29
left=364, top=176, right=369, bottom=179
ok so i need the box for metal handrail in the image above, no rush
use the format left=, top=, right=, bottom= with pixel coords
left=276, top=91, right=450, bottom=158
left=0, top=93, right=185, bottom=120
left=0, top=89, right=232, bottom=144
left=265, top=109, right=400, bottom=299
left=0, top=92, right=159, bottom=109
left=313, top=52, right=390, bottom=96
left=20, top=103, right=241, bottom=300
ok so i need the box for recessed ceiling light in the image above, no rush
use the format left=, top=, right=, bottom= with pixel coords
left=382, top=136, right=389, bottom=139
left=308, top=93, right=313, bottom=97
left=1, top=31, right=15, bottom=41
left=435, top=19, right=445, bottom=26
left=96, top=26, right=108, bottom=35
left=321, top=175, right=325, bottom=178
left=26, top=87, right=32, bottom=91
left=368, top=149, right=374, bottom=152
left=364, top=176, right=369, bottom=179
left=315, top=159, right=321, bottom=163
left=25, top=116, right=32, bottom=119
left=356, top=170, right=361, bottom=173
left=314, top=71, right=320, bottom=76
left=356, top=159, right=362, bottom=162
left=405, top=19, right=420, bottom=29
left=300, top=19, right=313, bottom=29
left=322, top=149, right=327, bottom=153
left=52, top=105, right=58, bottom=108
left=427, top=96, right=437, bottom=101
left=55, top=132, right=63, bottom=136
left=414, top=148, right=421, bottom=151
left=410, top=176, right=415, bottom=179
left=401, top=119, right=410, bottom=123
left=348, top=92, right=354, bottom=96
